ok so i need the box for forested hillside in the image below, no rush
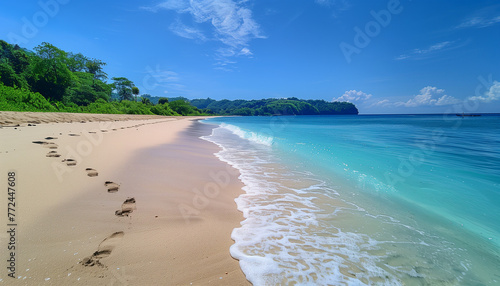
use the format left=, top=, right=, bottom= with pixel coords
left=0, top=40, right=357, bottom=117
left=0, top=40, right=204, bottom=116
left=190, top=97, right=358, bottom=115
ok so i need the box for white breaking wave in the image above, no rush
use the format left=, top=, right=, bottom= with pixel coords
left=220, top=123, right=274, bottom=146
left=201, top=125, right=402, bottom=286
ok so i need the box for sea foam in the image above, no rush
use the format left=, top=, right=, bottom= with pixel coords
left=203, top=125, right=401, bottom=285
left=201, top=115, right=500, bottom=285
left=220, top=123, right=274, bottom=146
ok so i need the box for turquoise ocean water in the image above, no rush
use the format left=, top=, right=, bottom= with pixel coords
left=201, top=114, right=500, bottom=285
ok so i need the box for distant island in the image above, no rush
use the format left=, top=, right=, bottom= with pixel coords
left=0, top=40, right=357, bottom=116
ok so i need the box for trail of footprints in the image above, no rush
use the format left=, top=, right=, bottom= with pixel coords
left=33, top=122, right=161, bottom=269
left=80, top=177, right=136, bottom=268
left=33, top=138, right=62, bottom=158
left=80, top=181, right=136, bottom=267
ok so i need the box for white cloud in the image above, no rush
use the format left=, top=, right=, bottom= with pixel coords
left=333, top=90, right=372, bottom=102
left=239, top=47, right=253, bottom=56
left=141, top=0, right=189, bottom=12
left=396, top=41, right=454, bottom=61
left=169, top=19, right=207, bottom=41
left=456, top=15, right=500, bottom=29
left=469, top=81, right=500, bottom=102
left=315, top=0, right=350, bottom=10
left=395, top=86, right=461, bottom=107
left=143, top=0, right=264, bottom=67
left=370, top=99, right=390, bottom=107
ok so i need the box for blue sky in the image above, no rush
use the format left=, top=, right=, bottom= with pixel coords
left=1, top=0, right=499, bottom=114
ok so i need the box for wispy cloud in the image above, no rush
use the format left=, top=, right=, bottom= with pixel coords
left=333, top=90, right=372, bottom=102
left=169, top=19, right=207, bottom=41
left=395, top=86, right=460, bottom=107
left=469, top=81, right=500, bottom=102
left=454, top=4, right=500, bottom=29
left=142, top=0, right=265, bottom=68
left=315, top=0, right=350, bottom=13
left=141, top=0, right=189, bottom=12
left=456, top=15, right=500, bottom=29
left=370, top=99, right=390, bottom=107
left=239, top=47, right=253, bottom=56
left=395, top=41, right=454, bottom=60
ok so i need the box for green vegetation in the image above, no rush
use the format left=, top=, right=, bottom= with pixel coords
left=0, top=40, right=357, bottom=117
left=189, top=97, right=358, bottom=115
left=0, top=40, right=205, bottom=116
left=0, top=82, right=182, bottom=115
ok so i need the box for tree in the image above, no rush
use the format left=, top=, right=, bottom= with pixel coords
left=66, top=53, right=88, bottom=72
left=141, top=96, right=152, bottom=105
left=158, top=97, right=169, bottom=105
left=65, top=72, right=109, bottom=106
left=31, top=42, right=73, bottom=101
left=0, top=62, right=28, bottom=88
left=112, top=77, right=133, bottom=101
left=169, top=100, right=201, bottom=116
left=85, top=58, right=107, bottom=83
left=132, top=86, right=139, bottom=102
left=190, top=97, right=216, bottom=109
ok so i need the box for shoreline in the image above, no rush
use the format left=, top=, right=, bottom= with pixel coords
left=0, top=112, right=249, bottom=285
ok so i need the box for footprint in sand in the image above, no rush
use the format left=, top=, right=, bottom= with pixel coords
left=62, top=159, right=77, bottom=166
left=86, top=168, right=98, bottom=177
left=115, top=198, right=136, bottom=217
left=105, top=181, right=120, bottom=193
left=46, top=151, right=61, bottom=158
left=32, top=141, right=58, bottom=149
left=81, top=231, right=124, bottom=267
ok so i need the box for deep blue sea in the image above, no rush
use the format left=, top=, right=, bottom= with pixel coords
left=202, top=114, right=500, bottom=285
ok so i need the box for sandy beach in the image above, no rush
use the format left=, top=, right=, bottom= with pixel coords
left=0, top=112, right=249, bottom=285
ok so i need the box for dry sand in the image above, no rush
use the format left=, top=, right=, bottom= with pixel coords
left=0, top=112, right=250, bottom=285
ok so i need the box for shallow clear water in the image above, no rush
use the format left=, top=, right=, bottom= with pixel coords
left=202, top=114, right=500, bottom=285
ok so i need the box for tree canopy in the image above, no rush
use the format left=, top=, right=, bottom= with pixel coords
left=189, top=98, right=358, bottom=116
left=0, top=40, right=358, bottom=117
